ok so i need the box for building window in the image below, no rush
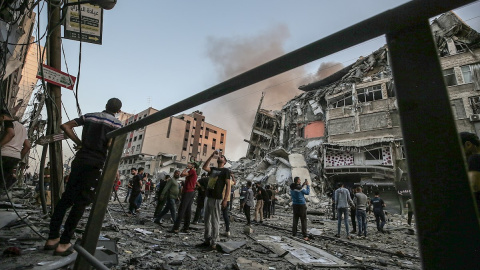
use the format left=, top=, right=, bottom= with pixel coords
left=187, top=120, right=191, bottom=124
left=357, top=85, right=382, bottom=102
left=138, top=135, right=143, bottom=140
left=136, top=145, right=140, bottom=151
left=330, top=93, right=353, bottom=108
left=131, top=147, right=135, bottom=153
left=461, top=65, right=473, bottom=84
left=183, top=147, right=187, bottom=151
left=186, top=129, right=189, bottom=133
left=205, top=128, right=209, bottom=139
left=443, top=68, right=457, bottom=86
left=212, top=138, right=217, bottom=149
left=134, top=136, right=137, bottom=141
left=129, top=138, right=132, bottom=142
left=220, top=133, right=224, bottom=144
left=203, top=144, right=207, bottom=155
left=365, top=149, right=382, bottom=160
left=213, top=130, right=217, bottom=134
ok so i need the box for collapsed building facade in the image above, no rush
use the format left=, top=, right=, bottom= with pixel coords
left=240, top=11, right=480, bottom=213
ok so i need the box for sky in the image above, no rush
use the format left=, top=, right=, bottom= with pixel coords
left=31, top=0, right=480, bottom=164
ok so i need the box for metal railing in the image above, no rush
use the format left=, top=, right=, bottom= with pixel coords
left=74, top=0, right=480, bottom=269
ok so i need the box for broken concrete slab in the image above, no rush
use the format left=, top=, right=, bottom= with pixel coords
left=254, top=235, right=351, bottom=267
left=235, top=257, right=270, bottom=270
left=216, top=241, right=246, bottom=254
left=0, top=212, right=18, bottom=229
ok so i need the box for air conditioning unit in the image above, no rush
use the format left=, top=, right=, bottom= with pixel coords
left=469, top=114, right=480, bottom=122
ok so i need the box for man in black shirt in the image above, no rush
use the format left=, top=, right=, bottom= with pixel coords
left=198, top=150, right=231, bottom=250
left=192, top=176, right=209, bottom=224
left=370, top=191, right=386, bottom=233
left=129, top=167, right=143, bottom=215
left=44, top=98, right=122, bottom=256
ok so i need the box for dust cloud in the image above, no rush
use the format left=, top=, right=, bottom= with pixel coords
left=201, top=24, right=343, bottom=160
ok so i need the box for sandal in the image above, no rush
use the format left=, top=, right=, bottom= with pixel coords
left=44, top=242, right=59, bottom=250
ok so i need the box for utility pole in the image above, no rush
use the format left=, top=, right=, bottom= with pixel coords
left=46, top=0, right=64, bottom=206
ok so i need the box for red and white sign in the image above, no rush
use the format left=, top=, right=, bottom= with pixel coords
left=36, top=64, right=76, bottom=90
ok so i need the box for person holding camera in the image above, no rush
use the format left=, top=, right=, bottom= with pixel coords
left=290, top=177, right=310, bottom=241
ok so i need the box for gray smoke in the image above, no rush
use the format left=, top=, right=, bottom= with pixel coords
left=201, top=24, right=343, bottom=160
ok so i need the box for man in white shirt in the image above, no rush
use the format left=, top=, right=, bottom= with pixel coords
left=0, top=109, right=30, bottom=191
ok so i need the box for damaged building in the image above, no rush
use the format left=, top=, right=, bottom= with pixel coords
left=242, top=11, right=480, bottom=213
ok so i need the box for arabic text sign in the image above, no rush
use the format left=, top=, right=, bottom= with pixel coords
left=64, top=0, right=103, bottom=44
left=36, top=64, right=76, bottom=90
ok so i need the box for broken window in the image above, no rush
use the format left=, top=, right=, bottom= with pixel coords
left=205, top=128, right=209, bottom=139
left=329, top=93, right=353, bottom=108
left=212, top=138, right=216, bottom=149
left=220, top=133, right=224, bottom=144
left=461, top=65, right=473, bottom=84
left=357, top=85, right=382, bottom=102
left=136, top=145, right=140, bottom=151
left=138, top=135, right=142, bottom=140
left=203, top=144, right=207, bottom=155
left=469, top=96, right=480, bottom=114
left=134, top=136, right=137, bottom=141
left=365, top=148, right=382, bottom=160
left=443, top=68, right=457, bottom=86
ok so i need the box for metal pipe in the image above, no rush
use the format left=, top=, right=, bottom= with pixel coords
left=73, top=244, right=109, bottom=270
left=107, top=0, right=476, bottom=139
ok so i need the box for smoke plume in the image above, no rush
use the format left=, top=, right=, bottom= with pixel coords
left=201, top=24, right=343, bottom=160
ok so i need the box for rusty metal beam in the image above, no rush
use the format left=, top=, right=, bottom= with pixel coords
left=73, top=134, right=127, bottom=270
left=386, top=20, right=480, bottom=269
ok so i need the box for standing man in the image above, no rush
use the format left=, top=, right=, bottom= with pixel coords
left=263, top=185, right=272, bottom=219
left=254, top=182, right=264, bottom=223
left=270, top=185, right=277, bottom=217
left=0, top=109, right=30, bottom=191
left=349, top=187, right=357, bottom=234
left=170, top=162, right=198, bottom=233
left=335, top=182, right=354, bottom=239
left=290, top=177, right=310, bottom=241
left=459, top=132, right=480, bottom=208
left=192, top=175, right=208, bottom=224
left=239, top=184, right=247, bottom=213
left=153, top=175, right=169, bottom=224
left=198, top=150, right=231, bottom=250
left=371, top=191, right=386, bottom=233
left=128, top=167, right=143, bottom=215
left=221, top=174, right=235, bottom=237
left=124, top=176, right=133, bottom=203
left=156, top=173, right=179, bottom=224
left=354, top=187, right=368, bottom=237
left=244, top=181, right=254, bottom=226
left=44, top=98, right=122, bottom=255
left=406, top=197, right=414, bottom=226
left=144, top=178, right=153, bottom=203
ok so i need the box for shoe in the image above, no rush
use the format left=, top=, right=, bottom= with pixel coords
left=181, top=228, right=190, bottom=233
left=259, top=220, right=263, bottom=224
left=153, top=219, right=160, bottom=224
left=221, top=231, right=231, bottom=237
left=210, top=244, right=217, bottom=250
left=347, top=235, right=352, bottom=240
left=53, top=244, right=74, bottom=256
left=167, top=229, right=179, bottom=233
left=196, top=241, right=211, bottom=248
left=350, top=230, right=356, bottom=234
left=334, top=234, right=340, bottom=238
left=44, top=242, right=59, bottom=250
left=357, top=234, right=362, bottom=237
left=303, top=237, right=310, bottom=241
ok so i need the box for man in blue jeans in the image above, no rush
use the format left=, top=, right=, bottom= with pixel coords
left=155, top=173, right=179, bottom=224
left=371, top=191, right=386, bottom=233
left=354, top=187, right=368, bottom=237
left=335, top=182, right=353, bottom=239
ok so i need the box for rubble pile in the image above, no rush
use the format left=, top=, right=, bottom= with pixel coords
left=0, top=184, right=422, bottom=270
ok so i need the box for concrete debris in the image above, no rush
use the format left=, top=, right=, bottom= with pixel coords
left=235, top=257, right=270, bottom=270
left=217, top=240, right=247, bottom=253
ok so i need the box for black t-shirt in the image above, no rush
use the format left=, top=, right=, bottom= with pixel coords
left=370, top=197, right=385, bottom=210
left=263, top=189, right=271, bottom=202
left=197, top=177, right=209, bottom=197
left=206, top=167, right=230, bottom=200
left=131, top=175, right=142, bottom=193
left=73, top=111, right=122, bottom=167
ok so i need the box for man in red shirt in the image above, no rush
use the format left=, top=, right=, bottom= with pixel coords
left=169, top=162, right=198, bottom=233
left=144, top=178, right=153, bottom=203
